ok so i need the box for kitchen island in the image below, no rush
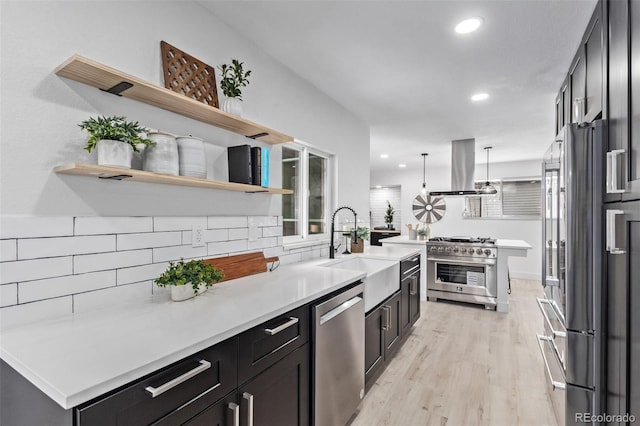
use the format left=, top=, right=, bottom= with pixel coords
left=0, top=246, right=420, bottom=424
left=382, top=236, right=531, bottom=312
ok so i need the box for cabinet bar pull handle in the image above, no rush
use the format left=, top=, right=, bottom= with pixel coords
left=606, top=149, right=626, bottom=194
left=410, top=276, right=418, bottom=295
left=536, top=334, right=566, bottom=390
left=606, top=210, right=626, bottom=254
left=243, top=392, right=254, bottom=426
left=264, top=316, right=299, bottom=335
left=536, top=298, right=566, bottom=338
left=228, top=402, right=239, bottom=426
left=144, top=359, right=211, bottom=398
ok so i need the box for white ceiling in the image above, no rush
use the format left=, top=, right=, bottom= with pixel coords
left=201, top=0, right=597, bottom=173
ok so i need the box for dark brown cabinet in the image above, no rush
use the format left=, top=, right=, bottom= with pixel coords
left=364, top=290, right=401, bottom=390
left=370, top=230, right=400, bottom=246
left=605, top=201, right=640, bottom=422
left=565, top=1, right=604, bottom=125
left=238, top=344, right=310, bottom=426
left=400, top=257, right=421, bottom=338
left=76, top=337, right=238, bottom=426
left=606, top=0, right=640, bottom=202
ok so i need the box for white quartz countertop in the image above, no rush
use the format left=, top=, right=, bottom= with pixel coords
left=495, top=239, right=532, bottom=250
left=0, top=246, right=420, bottom=410
left=383, top=236, right=532, bottom=250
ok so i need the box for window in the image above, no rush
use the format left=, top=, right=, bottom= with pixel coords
left=282, top=142, right=333, bottom=244
left=464, top=179, right=541, bottom=219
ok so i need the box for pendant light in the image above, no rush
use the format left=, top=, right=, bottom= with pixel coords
left=482, top=146, right=497, bottom=194
left=420, top=153, right=428, bottom=195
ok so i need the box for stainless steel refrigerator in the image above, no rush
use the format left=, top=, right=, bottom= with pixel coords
left=539, top=120, right=606, bottom=425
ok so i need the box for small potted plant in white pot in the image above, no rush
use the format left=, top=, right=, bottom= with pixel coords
left=79, top=115, right=155, bottom=169
left=351, top=226, right=369, bottom=253
left=217, top=59, right=251, bottom=116
left=155, top=258, right=224, bottom=302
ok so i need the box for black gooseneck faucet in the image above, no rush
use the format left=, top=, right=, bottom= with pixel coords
left=329, top=206, right=357, bottom=259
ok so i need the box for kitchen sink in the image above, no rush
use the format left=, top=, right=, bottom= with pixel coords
left=320, top=257, right=399, bottom=312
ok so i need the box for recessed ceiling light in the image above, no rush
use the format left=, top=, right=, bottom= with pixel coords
left=455, top=17, right=483, bottom=34
left=398, top=164, right=407, bottom=168
left=375, top=185, right=382, bottom=189
left=471, top=93, right=490, bottom=101
left=380, top=153, right=389, bottom=159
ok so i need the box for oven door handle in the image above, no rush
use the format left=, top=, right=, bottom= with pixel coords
left=427, top=257, right=496, bottom=266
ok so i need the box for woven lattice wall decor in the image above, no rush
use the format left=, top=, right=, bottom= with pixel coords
left=161, top=41, right=219, bottom=108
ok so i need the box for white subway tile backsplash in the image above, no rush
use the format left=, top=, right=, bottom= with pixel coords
left=228, top=228, right=248, bottom=241
left=208, top=216, right=247, bottom=229
left=0, top=257, right=73, bottom=285
left=0, top=215, right=287, bottom=321
left=73, top=281, right=152, bottom=314
left=154, top=217, right=207, bottom=232
left=0, top=240, right=17, bottom=262
left=0, top=284, right=18, bottom=307
left=248, top=216, right=278, bottom=228
left=262, top=226, right=283, bottom=237
left=153, top=245, right=207, bottom=263
left=117, top=263, right=169, bottom=286
left=18, top=235, right=116, bottom=260
left=248, top=237, right=279, bottom=251
left=74, top=250, right=152, bottom=274
left=18, top=271, right=116, bottom=303
left=0, top=297, right=73, bottom=329
left=0, top=216, right=73, bottom=239
left=208, top=240, right=248, bottom=256
left=117, top=232, right=182, bottom=250
left=75, top=217, right=153, bottom=235
left=203, top=229, right=229, bottom=243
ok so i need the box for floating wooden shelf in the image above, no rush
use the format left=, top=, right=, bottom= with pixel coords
left=55, top=55, right=293, bottom=145
left=54, top=163, right=293, bottom=195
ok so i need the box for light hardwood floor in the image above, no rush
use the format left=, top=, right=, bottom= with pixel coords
left=352, top=279, right=559, bottom=426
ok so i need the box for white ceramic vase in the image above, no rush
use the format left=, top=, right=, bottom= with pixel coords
left=170, top=282, right=208, bottom=302
left=176, top=135, right=206, bottom=178
left=143, top=131, right=179, bottom=176
left=222, top=97, right=243, bottom=117
left=97, top=140, right=133, bottom=169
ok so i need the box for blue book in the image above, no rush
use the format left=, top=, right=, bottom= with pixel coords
left=261, top=148, right=269, bottom=187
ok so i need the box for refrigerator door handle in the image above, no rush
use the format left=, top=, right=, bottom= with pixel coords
left=606, top=210, right=625, bottom=254
left=606, top=149, right=626, bottom=194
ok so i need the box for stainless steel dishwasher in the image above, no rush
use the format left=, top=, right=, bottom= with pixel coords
left=313, top=282, right=365, bottom=426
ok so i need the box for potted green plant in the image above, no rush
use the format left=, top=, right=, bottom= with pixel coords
left=384, top=201, right=395, bottom=230
left=79, top=115, right=155, bottom=169
left=217, top=59, right=251, bottom=116
left=155, top=258, right=224, bottom=302
left=351, top=226, right=369, bottom=253
left=417, top=225, right=430, bottom=241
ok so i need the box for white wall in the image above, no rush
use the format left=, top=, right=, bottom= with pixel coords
left=0, top=1, right=369, bottom=217
left=371, top=159, right=542, bottom=280
left=0, top=1, right=369, bottom=324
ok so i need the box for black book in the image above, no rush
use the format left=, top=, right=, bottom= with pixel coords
left=250, top=147, right=261, bottom=186
left=227, top=144, right=252, bottom=184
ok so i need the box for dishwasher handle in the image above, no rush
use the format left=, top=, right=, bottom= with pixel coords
left=319, top=296, right=363, bottom=325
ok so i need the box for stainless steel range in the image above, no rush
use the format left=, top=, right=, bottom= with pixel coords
left=426, top=237, right=498, bottom=310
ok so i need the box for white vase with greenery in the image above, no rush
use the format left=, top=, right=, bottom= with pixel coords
left=218, top=59, right=251, bottom=117
left=79, top=115, right=155, bottom=169
left=155, top=258, right=224, bottom=302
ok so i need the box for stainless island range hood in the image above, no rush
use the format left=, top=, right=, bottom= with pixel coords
left=429, top=138, right=497, bottom=196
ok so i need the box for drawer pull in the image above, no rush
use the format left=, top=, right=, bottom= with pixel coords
left=536, top=334, right=566, bottom=391
left=228, top=402, right=239, bottom=426
left=410, top=276, right=418, bottom=295
left=264, top=317, right=299, bottom=335
left=144, top=359, right=211, bottom=398
left=536, top=297, right=566, bottom=338
left=243, top=392, right=254, bottom=426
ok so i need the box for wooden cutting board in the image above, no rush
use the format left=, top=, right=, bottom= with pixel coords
left=203, top=252, right=279, bottom=283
